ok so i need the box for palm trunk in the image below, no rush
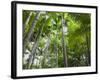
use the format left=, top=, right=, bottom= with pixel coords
left=54, top=43, right=58, bottom=67
left=28, top=18, right=46, bottom=69
left=61, top=14, right=68, bottom=67
left=23, top=11, right=40, bottom=52
left=86, top=33, right=91, bottom=66
left=42, top=36, right=50, bottom=67
left=23, top=12, right=33, bottom=30
left=28, top=41, right=38, bottom=69
left=23, top=12, right=40, bottom=62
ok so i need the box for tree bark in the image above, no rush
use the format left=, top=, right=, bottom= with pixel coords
left=61, top=14, right=68, bottom=67
left=23, top=12, right=33, bottom=30
left=23, top=12, right=40, bottom=62
left=54, top=43, right=58, bottom=67
left=28, top=18, right=46, bottom=69
left=86, top=33, right=91, bottom=66
left=23, top=12, right=40, bottom=50
left=42, top=36, right=50, bottom=68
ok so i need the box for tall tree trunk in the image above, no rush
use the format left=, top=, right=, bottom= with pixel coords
left=23, top=11, right=40, bottom=54
left=54, top=43, right=58, bottom=67
left=54, top=32, right=58, bottom=67
left=42, top=36, right=50, bottom=68
left=28, top=41, right=38, bottom=69
left=23, top=12, right=33, bottom=30
left=61, top=14, right=68, bottom=67
left=86, top=33, right=91, bottom=66
left=23, top=11, right=40, bottom=67
left=28, top=18, right=46, bottom=69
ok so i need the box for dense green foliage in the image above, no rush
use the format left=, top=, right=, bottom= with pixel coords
left=23, top=10, right=91, bottom=69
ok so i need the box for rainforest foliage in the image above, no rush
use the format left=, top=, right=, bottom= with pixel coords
left=23, top=10, right=91, bottom=69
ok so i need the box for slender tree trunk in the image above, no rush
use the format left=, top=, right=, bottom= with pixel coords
left=28, top=41, right=38, bottom=69
left=86, top=33, right=91, bottom=66
left=42, top=36, right=50, bottom=67
left=23, top=12, right=33, bottom=30
left=28, top=18, right=46, bottom=69
left=54, top=32, right=58, bottom=67
left=23, top=12, right=40, bottom=65
left=61, top=14, right=68, bottom=67
left=23, top=11, right=40, bottom=50
left=54, top=43, right=58, bottom=67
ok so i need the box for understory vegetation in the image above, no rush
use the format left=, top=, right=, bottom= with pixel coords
left=23, top=10, right=91, bottom=69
